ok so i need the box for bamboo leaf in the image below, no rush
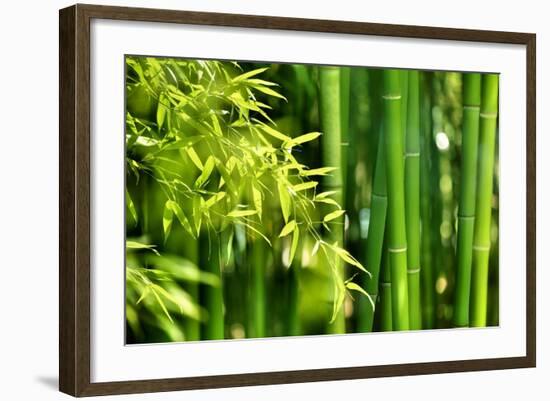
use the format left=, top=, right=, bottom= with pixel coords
left=312, top=240, right=321, bottom=256
left=252, top=183, right=263, bottom=217
left=134, top=136, right=159, bottom=147
left=125, top=189, right=138, bottom=225
left=234, top=220, right=271, bottom=246
left=315, top=191, right=338, bottom=200
left=315, top=198, right=341, bottom=208
left=157, top=92, right=168, bottom=129
left=323, top=209, right=345, bottom=223
left=192, top=196, right=202, bottom=236
left=150, top=285, right=173, bottom=323
left=260, top=124, right=292, bottom=143
left=278, top=220, right=296, bottom=237
left=245, top=78, right=278, bottom=87
left=232, top=67, right=269, bottom=82
left=226, top=229, right=234, bottom=264
left=290, top=131, right=322, bottom=145
left=330, top=280, right=346, bottom=324
left=279, top=162, right=305, bottom=172
left=205, top=191, right=226, bottom=208
left=210, top=114, right=222, bottom=136
left=166, top=200, right=195, bottom=238
left=292, top=181, right=318, bottom=192
left=126, top=241, right=160, bottom=256
left=185, top=147, right=203, bottom=170
left=162, top=202, right=174, bottom=241
left=278, top=181, right=291, bottom=223
left=216, top=161, right=238, bottom=196
left=136, top=286, right=150, bottom=305
left=332, top=245, right=368, bottom=273
left=160, top=136, right=202, bottom=152
left=346, top=282, right=376, bottom=311
left=302, top=167, right=338, bottom=177
left=195, top=156, right=215, bottom=188
left=252, top=85, right=287, bottom=101
left=228, top=209, right=258, bottom=218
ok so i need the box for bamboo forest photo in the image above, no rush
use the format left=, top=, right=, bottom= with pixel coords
left=124, top=56, right=499, bottom=344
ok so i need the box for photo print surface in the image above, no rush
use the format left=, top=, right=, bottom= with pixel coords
left=124, top=56, right=499, bottom=344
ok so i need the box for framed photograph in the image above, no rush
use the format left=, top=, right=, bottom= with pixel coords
left=59, top=4, right=536, bottom=397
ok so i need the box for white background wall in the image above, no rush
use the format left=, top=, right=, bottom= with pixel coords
left=0, top=0, right=545, bottom=399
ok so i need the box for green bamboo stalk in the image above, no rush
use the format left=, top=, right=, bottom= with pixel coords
left=201, top=234, right=224, bottom=340
left=340, top=66, right=351, bottom=203
left=379, top=247, right=393, bottom=331
left=405, top=71, right=422, bottom=330
left=470, top=74, right=499, bottom=327
left=319, top=66, right=346, bottom=334
left=383, top=69, right=409, bottom=331
left=400, top=70, right=409, bottom=146
left=287, top=262, right=301, bottom=336
left=248, top=238, right=266, bottom=338
left=419, top=72, right=436, bottom=329
left=357, top=128, right=387, bottom=332
left=453, top=73, right=481, bottom=327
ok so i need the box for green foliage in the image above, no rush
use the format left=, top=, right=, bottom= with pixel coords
left=125, top=57, right=365, bottom=338
left=125, top=239, right=217, bottom=341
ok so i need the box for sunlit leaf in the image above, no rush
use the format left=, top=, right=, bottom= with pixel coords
left=346, top=282, right=375, bottom=310
left=210, top=114, right=222, bottom=136
left=312, top=240, right=321, bottom=256
left=315, top=191, right=338, bottom=200
left=228, top=209, right=258, bottom=218
left=315, top=198, right=341, bottom=208
left=246, top=78, right=278, bottom=87
left=292, top=181, right=318, bottom=192
left=165, top=200, right=195, bottom=238
left=185, top=147, right=203, bottom=170
left=252, top=183, right=263, bottom=218
left=302, top=167, right=338, bottom=176
left=125, top=189, right=138, bottom=225
left=290, top=131, right=322, bottom=145
left=162, top=202, right=174, bottom=241
left=150, top=285, right=173, bottom=323
left=157, top=92, right=168, bottom=129
left=195, top=156, right=215, bottom=188
left=278, top=181, right=291, bottom=223
left=232, top=67, right=269, bottom=82
left=323, top=209, right=345, bottom=223
left=134, top=136, right=159, bottom=147
left=126, top=240, right=160, bottom=256
left=260, top=124, right=292, bottom=143
left=252, top=85, right=287, bottom=101
left=192, top=196, right=202, bottom=236
left=278, top=220, right=296, bottom=237
left=330, top=277, right=346, bottom=324
left=332, top=245, right=368, bottom=273
left=205, top=191, right=226, bottom=208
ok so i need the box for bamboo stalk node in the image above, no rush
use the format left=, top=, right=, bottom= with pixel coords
left=407, top=268, right=421, bottom=274
left=458, top=214, right=475, bottom=219
left=480, top=112, right=498, bottom=119
left=473, top=245, right=490, bottom=251
left=388, top=246, right=407, bottom=253
left=382, top=94, right=402, bottom=100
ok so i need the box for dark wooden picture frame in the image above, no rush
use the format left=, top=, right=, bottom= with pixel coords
left=59, top=3, right=536, bottom=397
